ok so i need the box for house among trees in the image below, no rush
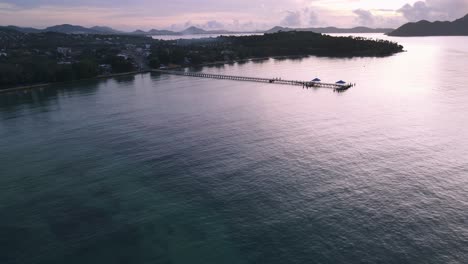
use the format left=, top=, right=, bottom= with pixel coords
left=57, top=47, right=72, bottom=57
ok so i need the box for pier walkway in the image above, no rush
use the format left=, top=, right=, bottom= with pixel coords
left=153, top=69, right=353, bottom=91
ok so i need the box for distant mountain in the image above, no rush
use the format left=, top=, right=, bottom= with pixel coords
left=388, top=14, right=468, bottom=36
left=130, top=26, right=238, bottom=36
left=132, top=30, right=148, bottom=35
left=265, top=26, right=394, bottom=34
left=43, top=24, right=102, bottom=34
left=0, top=24, right=124, bottom=35
left=180, top=26, right=239, bottom=35
left=3, top=26, right=41, bottom=33
left=181, top=26, right=208, bottom=34
left=131, top=29, right=179, bottom=35
left=4, top=24, right=121, bottom=34
left=2, top=23, right=260, bottom=37
left=0, top=26, right=24, bottom=35
left=265, top=26, right=289, bottom=34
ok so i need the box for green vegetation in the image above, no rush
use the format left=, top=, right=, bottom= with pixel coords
left=0, top=28, right=403, bottom=90
left=227, top=31, right=403, bottom=57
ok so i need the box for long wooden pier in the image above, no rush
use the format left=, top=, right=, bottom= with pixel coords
left=153, top=69, right=353, bottom=91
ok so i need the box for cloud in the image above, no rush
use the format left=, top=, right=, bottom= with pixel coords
left=281, top=11, right=301, bottom=27
left=398, top=1, right=437, bottom=21
left=351, top=8, right=407, bottom=28
left=0, top=0, right=309, bottom=30
left=309, top=11, right=319, bottom=26
left=168, top=19, right=268, bottom=31
left=398, top=0, right=468, bottom=22
left=353, top=9, right=375, bottom=26
left=278, top=8, right=323, bottom=27
left=4, top=0, right=465, bottom=31
left=204, top=20, right=224, bottom=29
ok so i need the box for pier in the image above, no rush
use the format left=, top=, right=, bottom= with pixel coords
left=153, top=69, right=353, bottom=91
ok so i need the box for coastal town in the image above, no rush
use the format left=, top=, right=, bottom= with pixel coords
left=0, top=28, right=403, bottom=89
left=0, top=30, right=154, bottom=86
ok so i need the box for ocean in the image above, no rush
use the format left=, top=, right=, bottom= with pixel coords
left=1, top=34, right=467, bottom=264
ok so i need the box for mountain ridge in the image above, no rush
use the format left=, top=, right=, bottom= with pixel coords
left=0, top=24, right=249, bottom=35
left=2, top=24, right=397, bottom=36
left=388, top=14, right=468, bottom=36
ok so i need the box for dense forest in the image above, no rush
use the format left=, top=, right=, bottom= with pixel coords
left=0, top=28, right=403, bottom=89
left=147, top=31, right=403, bottom=69
left=230, top=32, right=403, bottom=56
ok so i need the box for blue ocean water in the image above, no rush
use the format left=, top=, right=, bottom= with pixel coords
left=0, top=35, right=467, bottom=263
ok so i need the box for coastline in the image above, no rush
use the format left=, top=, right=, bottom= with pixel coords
left=0, top=50, right=400, bottom=95
left=0, top=71, right=149, bottom=95
left=0, top=57, right=303, bottom=94
left=0, top=83, right=51, bottom=95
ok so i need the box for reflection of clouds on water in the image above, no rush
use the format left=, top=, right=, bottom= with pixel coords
left=447, top=49, right=468, bottom=56
left=0, top=81, right=105, bottom=115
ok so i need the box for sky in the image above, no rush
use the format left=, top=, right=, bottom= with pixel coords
left=0, top=0, right=467, bottom=31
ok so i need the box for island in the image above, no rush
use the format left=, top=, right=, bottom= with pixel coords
left=0, top=28, right=403, bottom=90
left=388, top=14, right=468, bottom=36
left=265, top=26, right=394, bottom=34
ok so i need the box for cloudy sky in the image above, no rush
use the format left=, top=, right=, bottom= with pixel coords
left=0, top=0, right=467, bottom=31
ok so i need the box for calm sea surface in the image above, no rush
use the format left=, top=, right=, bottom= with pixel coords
left=1, top=34, right=467, bottom=264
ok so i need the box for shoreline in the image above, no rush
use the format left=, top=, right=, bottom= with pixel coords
left=0, top=71, right=149, bottom=95
left=0, top=50, right=401, bottom=95
left=0, top=57, right=303, bottom=94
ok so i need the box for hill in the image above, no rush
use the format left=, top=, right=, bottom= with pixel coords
left=44, top=24, right=103, bottom=34
left=181, top=26, right=207, bottom=34
left=132, top=26, right=238, bottom=36
left=2, top=26, right=41, bottom=33
left=2, top=23, right=397, bottom=37
left=2, top=24, right=184, bottom=36
left=266, top=26, right=394, bottom=34
left=0, top=24, right=123, bottom=35
left=388, top=14, right=468, bottom=36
